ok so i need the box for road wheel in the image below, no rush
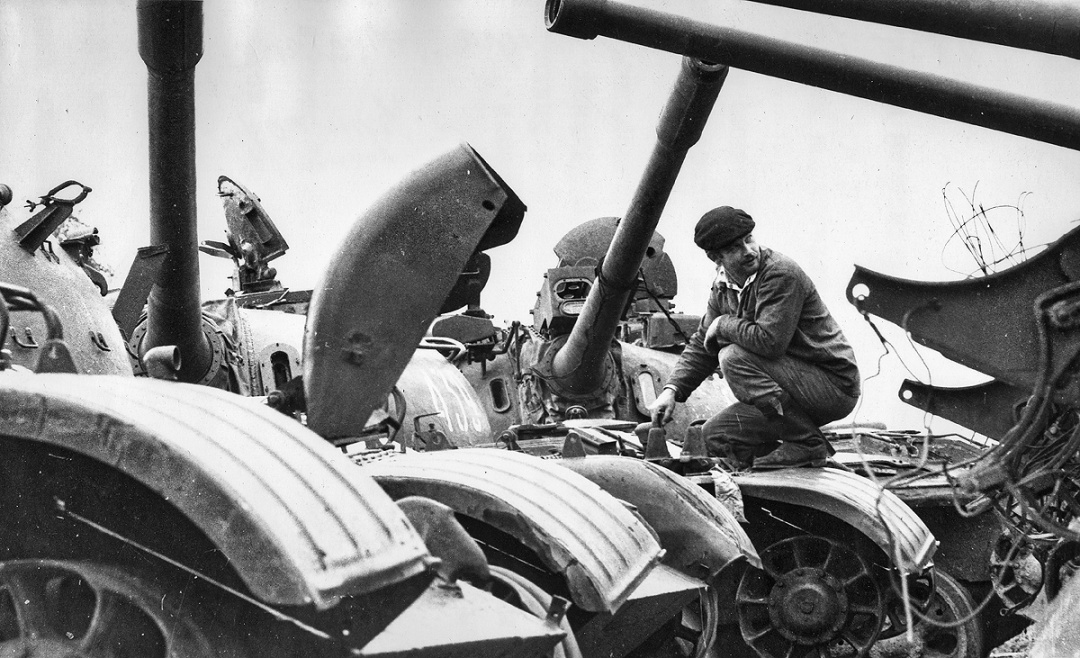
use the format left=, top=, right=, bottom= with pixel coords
left=0, top=559, right=239, bottom=658
left=870, top=570, right=985, bottom=658
left=736, top=535, right=885, bottom=658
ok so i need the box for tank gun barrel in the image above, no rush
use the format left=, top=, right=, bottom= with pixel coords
left=137, top=0, right=211, bottom=382
left=743, top=0, right=1080, bottom=61
left=544, top=0, right=1080, bottom=151
left=551, top=57, right=727, bottom=391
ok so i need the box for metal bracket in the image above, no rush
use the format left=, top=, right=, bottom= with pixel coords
left=9, top=327, right=39, bottom=349
left=15, top=181, right=92, bottom=253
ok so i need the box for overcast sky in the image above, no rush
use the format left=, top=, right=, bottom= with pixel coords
left=4, top=0, right=1080, bottom=431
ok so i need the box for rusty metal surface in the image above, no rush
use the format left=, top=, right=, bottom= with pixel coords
left=364, top=448, right=663, bottom=613
left=0, top=206, right=132, bottom=376
left=304, top=143, right=525, bottom=439
left=744, top=0, right=1080, bottom=61
left=559, top=455, right=759, bottom=579
left=360, top=579, right=564, bottom=658
left=734, top=467, right=937, bottom=573
left=0, top=373, right=432, bottom=609
left=544, top=0, right=1080, bottom=152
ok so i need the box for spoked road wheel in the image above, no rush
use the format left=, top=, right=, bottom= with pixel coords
left=736, top=535, right=885, bottom=658
left=869, top=570, right=985, bottom=658
left=0, top=559, right=237, bottom=658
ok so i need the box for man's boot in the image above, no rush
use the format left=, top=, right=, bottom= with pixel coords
left=750, top=392, right=834, bottom=469
left=753, top=435, right=834, bottom=469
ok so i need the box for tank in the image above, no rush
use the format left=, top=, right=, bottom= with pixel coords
left=543, top=0, right=1080, bottom=656
left=348, top=36, right=938, bottom=658
left=0, top=2, right=773, bottom=657
left=0, top=2, right=583, bottom=656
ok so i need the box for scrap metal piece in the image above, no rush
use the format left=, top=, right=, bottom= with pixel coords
left=847, top=223, right=1080, bottom=398
left=215, top=175, right=289, bottom=293
left=112, top=245, right=169, bottom=340
left=14, top=181, right=92, bottom=253
left=898, top=379, right=1030, bottom=441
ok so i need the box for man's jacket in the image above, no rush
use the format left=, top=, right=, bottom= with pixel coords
left=666, top=247, right=860, bottom=401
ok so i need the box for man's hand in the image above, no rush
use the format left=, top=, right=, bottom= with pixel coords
left=704, top=315, right=724, bottom=353
left=650, top=387, right=678, bottom=426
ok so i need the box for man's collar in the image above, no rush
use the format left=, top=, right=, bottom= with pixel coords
left=716, top=266, right=757, bottom=292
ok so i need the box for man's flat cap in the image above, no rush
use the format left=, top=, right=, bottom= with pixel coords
left=694, top=206, right=755, bottom=251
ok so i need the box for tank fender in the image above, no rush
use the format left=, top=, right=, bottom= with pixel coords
left=363, top=448, right=663, bottom=614
left=304, top=143, right=525, bottom=439
left=733, top=467, right=937, bottom=573
left=0, top=374, right=432, bottom=609
left=558, top=456, right=760, bottom=579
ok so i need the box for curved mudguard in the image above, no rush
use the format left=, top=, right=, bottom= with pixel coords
left=734, top=467, right=937, bottom=573
left=558, top=456, right=760, bottom=578
left=363, top=448, right=663, bottom=613
left=304, top=144, right=525, bottom=439
left=0, top=374, right=432, bottom=609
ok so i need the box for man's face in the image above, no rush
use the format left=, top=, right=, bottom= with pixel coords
left=707, top=233, right=760, bottom=283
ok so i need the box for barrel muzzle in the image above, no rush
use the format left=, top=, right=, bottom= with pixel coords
left=545, top=0, right=604, bottom=40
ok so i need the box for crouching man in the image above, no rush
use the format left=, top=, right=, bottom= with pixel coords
left=650, top=206, right=861, bottom=469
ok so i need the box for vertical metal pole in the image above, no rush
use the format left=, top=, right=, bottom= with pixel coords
left=137, top=0, right=210, bottom=382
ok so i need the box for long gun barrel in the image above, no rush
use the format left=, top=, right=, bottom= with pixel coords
left=544, top=0, right=1080, bottom=151
left=743, top=0, right=1080, bottom=61
left=137, top=0, right=211, bottom=382
left=550, top=57, right=728, bottom=392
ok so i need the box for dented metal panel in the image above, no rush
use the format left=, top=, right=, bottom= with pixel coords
left=364, top=448, right=663, bottom=613
left=559, top=456, right=760, bottom=578
left=0, top=374, right=432, bottom=609
left=734, top=467, right=937, bottom=573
